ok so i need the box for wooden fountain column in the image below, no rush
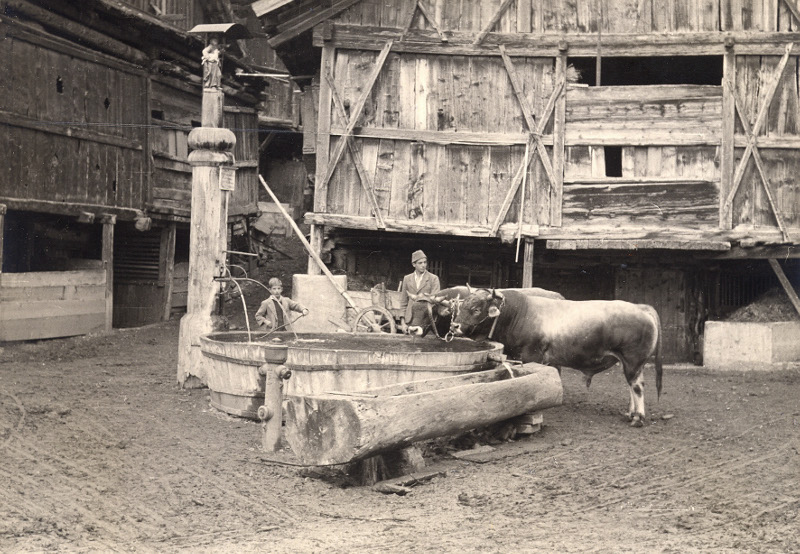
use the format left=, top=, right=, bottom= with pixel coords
left=177, top=42, right=236, bottom=388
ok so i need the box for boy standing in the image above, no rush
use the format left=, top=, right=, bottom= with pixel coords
left=255, top=278, right=308, bottom=332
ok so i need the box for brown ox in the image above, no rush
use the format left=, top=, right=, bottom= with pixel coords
left=450, top=288, right=663, bottom=426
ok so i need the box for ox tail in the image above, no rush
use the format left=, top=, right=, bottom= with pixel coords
left=645, top=305, right=663, bottom=400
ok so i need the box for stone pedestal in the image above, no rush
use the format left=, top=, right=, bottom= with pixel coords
left=291, top=274, right=348, bottom=333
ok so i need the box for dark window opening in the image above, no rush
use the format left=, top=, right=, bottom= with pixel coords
left=568, top=56, right=723, bottom=86
left=103, top=98, right=111, bottom=110
left=56, top=76, right=63, bottom=94
left=151, top=110, right=164, bottom=120
left=604, top=146, right=622, bottom=177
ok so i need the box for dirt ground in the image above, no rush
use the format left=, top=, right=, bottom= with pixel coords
left=1, top=237, right=799, bottom=553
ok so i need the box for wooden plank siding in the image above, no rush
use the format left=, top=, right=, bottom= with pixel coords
left=319, top=48, right=558, bottom=231
left=334, top=0, right=799, bottom=34
left=298, top=1, right=800, bottom=242
left=2, top=28, right=147, bottom=212
left=0, top=270, right=107, bottom=341
left=729, top=53, right=800, bottom=230
left=561, top=84, right=723, bottom=229
left=148, top=79, right=260, bottom=219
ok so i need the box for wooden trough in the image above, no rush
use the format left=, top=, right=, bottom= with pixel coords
left=284, top=362, right=563, bottom=466
left=199, top=332, right=504, bottom=418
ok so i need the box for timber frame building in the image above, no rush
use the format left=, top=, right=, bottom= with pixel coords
left=0, top=0, right=296, bottom=340
left=255, top=0, right=800, bottom=362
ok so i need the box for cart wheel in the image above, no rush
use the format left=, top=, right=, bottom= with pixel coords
left=353, top=307, right=397, bottom=334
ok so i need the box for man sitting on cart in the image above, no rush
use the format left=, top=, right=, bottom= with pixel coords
left=398, top=250, right=440, bottom=335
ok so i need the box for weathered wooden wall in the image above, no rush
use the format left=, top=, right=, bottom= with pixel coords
left=562, top=84, right=722, bottom=229
left=0, top=270, right=107, bottom=341
left=318, top=47, right=560, bottom=230
left=149, top=78, right=259, bottom=219
left=300, top=0, right=800, bottom=244
left=1, top=24, right=147, bottom=210
left=728, top=53, right=800, bottom=230
left=339, top=0, right=800, bottom=34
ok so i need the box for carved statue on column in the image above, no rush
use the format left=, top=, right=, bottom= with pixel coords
left=202, top=37, right=223, bottom=89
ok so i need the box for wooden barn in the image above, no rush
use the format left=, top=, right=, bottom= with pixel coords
left=0, top=0, right=304, bottom=341
left=253, top=0, right=800, bottom=363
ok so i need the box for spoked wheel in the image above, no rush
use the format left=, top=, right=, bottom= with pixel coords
left=353, top=306, right=397, bottom=333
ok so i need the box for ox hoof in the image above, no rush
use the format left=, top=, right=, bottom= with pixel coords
left=629, top=416, right=644, bottom=428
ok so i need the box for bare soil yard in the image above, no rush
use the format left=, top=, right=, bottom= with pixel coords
left=1, top=316, right=798, bottom=553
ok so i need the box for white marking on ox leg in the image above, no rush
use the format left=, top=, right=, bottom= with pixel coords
left=628, top=372, right=646, bottom=427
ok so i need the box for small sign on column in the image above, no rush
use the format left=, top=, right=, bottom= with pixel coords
left=219, top=167, right=236, bottom=191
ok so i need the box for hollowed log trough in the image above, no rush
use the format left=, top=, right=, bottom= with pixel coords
left=284, top=362, right=563, bottom=466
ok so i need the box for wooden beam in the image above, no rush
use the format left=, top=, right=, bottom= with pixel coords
left=522, top=239, right=534, bottom=287
left=161, top=223, right=177, bottom=322
left=316, top=41, right=393, bottom=209
left=4, top=1, right=150, bottom=66
left=721, top=45, right=736, bottom=229
left=704, top=245, right=800, bottom=259
left=547, top=239, right=732, bottom=251
left=101, top=215, right=116, bottom=332
left=324, top=71, right=386, bottom=229
left=304, top=212, right=539, bottom=241
left=330, top=126, right=535, bottom=146
left=266, top=0, right=363, bottom=47
left=307, top=223, right=323, bottom=276
left=552, top=50, right=567, bottom=227
left=314, top=45, right=335, bottom=213
left=768, top=258, right=800, bottom=317
left=316, top=26, right=800, bottom=56
left=0, top=197, right=146, bottom=220
left=0, top=204, right=5, bottom=273
left=0, top=110, right=143, bottom=152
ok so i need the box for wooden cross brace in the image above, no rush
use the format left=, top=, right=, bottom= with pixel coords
left=724, top=42, right=793, bottom=241
left=399, top=1, right=447, bottom=42
left=474, top=0, right=515, bottom=45
left=490, top=46, right=564, bottom=235
left=316, top=40, right=393, bottom=215
left=324, top=71, right=386, bottom=229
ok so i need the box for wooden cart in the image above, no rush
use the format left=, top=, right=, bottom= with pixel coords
left=352, top=282, right=404, bottom=333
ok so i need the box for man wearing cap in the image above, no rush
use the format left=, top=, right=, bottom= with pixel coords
left=398, top=250, right=440, bottom=334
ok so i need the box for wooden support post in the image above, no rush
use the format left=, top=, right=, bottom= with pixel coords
left=768, top=258, right=800, bottom=317
left=0, top=204, right=5, bottom=273
left=307, top=224, right=323, bottom=275
left=552, top=45, right=567, bottom=226
left=314, top=45, right=335, bottom=213
left=161, top=223, right=177, bottom=322
left=100, top=214, right=116, bottom=333
left=721, top=40, right=736, bottom=229
left=522, top=239, right=534, bottom=288
left=258, top=363, right=291, bottom=452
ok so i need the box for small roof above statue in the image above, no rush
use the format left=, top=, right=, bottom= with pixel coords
left=188, top=23, right=252, bottom=40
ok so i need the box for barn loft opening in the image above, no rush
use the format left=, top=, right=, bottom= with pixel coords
left=568, top=56, right=723, bottom=86
left=604, top=146, right=622, bottom=177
